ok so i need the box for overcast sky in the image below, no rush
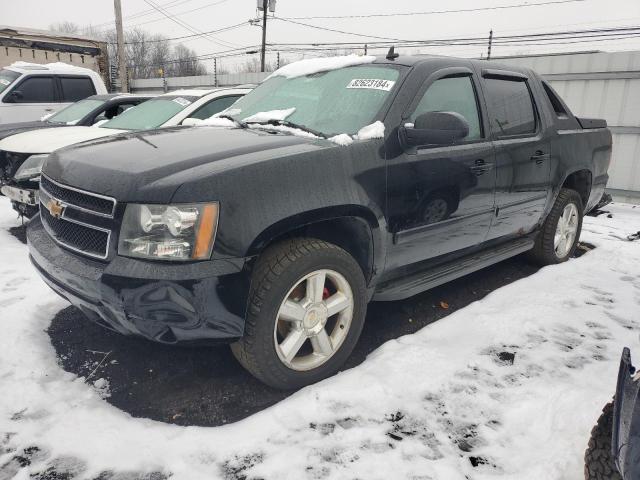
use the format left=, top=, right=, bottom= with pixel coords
left=3, top=0, right=640, bottom=72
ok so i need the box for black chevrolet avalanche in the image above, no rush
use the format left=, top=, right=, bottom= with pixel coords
left=27, top=54, right=612, bottom=389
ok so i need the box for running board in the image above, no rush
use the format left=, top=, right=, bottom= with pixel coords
left=373, top=238, right=535, bottom=301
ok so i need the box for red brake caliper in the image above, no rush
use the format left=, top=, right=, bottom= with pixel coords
left=323, top=287, right=330, bottom=300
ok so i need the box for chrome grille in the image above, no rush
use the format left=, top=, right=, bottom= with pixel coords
left=39, top=177, right=116, bottom=260
left=40, top=174, right=116, bottom=217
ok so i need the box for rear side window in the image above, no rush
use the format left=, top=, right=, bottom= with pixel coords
left=10, top=76, right=55, bottom=103
left=411, top=76, right=482, bottom=141
left=484, top=78, right=536, bottom=136
left=188, top=95, right=241, bottom=120
left=0, top=69, right=20, bottom=94
left=60, top=76, right=96, bottom=102
left=542, top=82, right=568, bottom=117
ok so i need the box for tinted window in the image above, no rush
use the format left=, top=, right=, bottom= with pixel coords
left=0, top=69, right=20, bottom=94
left=60, top=77, right=96, bottom=102
left=188, top=95, right=241, bottom=120
left=484, top=78, right=536, bottom=136
left=10, top=76, right=55, bottom=103
left=542, top=82, right=568, bottom=117
left=411, top=76, right=482, bottom=140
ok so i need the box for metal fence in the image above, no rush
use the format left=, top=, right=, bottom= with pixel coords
left=130, top=50, right=640, bottom=203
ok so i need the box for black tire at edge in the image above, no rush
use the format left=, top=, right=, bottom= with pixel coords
left=584, top=402, right=622, bottom=480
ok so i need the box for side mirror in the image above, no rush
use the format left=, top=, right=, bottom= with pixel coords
left=400, top=111, right=469, bottom=148
left=5, top=90, right=23, bottom=103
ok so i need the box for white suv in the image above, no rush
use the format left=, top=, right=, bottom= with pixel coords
left=0, top=62, right=107, bottom=124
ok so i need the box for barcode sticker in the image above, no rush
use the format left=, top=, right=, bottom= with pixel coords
left=346, top=79, right=395, bottom=91
left=0, top=79, right=10, bottom=86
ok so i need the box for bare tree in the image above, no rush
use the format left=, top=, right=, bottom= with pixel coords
left=49, top=21, right=81, bottom=35
left=169, top=44, right=207, bottom=77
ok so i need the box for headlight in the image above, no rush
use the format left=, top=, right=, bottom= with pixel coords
left=118, top=203, right=219, bottom=261
left=14, top=154, right=49, bottom=181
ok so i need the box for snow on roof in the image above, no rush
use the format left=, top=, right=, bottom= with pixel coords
left=161, top=89, right=216, bottom=97
left=267, top=54, right=377, bottom=80
left=0, top=25, right=101, bottom=43
left=8, top=61, right=97, bottom=76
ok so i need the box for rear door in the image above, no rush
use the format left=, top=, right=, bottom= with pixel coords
left=1, top=75, right=58, bottom=122
left=479, top=69, right=551, bottom=240
left=385, top=66, right=496, bottom=271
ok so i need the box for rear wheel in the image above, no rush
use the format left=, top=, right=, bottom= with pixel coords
left=231, top=238, right=367, bottom=390
left=584, top=402, right=622, bottom=480
left=529, top=188, right=583, bottom=265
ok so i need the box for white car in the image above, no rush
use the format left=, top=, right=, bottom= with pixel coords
left=0, top=87, right=250, bottom=217
left=0, top=62, right=107, bottom=124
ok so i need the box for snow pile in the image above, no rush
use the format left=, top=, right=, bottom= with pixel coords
left=355, top=120, right=385, bottom=140
left=328, top=122, right=386, bottom=146
left=267, top=54, right=376, bottom=80
left=92, top=378, right=111, bottom=399
left=0, top=198, right=639, bottom=479
left=198, top=117, right=237, bottom=127
left=10, top=61, right=97, bottom=76
left=243, top=108, right=296, bottom=123
left=328, top=133, right=353, bottom=146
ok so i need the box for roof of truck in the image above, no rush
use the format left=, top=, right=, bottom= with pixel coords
left=372, top=53, right=534, bottom=75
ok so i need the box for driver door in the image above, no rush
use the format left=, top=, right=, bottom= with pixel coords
left=385, top=69, right=496, bottom=271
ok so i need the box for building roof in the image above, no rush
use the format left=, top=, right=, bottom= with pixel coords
left=0, top=25, right=101, bottom=45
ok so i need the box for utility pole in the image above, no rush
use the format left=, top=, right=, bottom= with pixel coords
left=487, top=29, right=493, bottom=60
left=114, top=0, right=128, bottom=92
left=260, top=0, right=268, bottom=72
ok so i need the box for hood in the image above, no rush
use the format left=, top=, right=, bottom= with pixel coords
left=0, top=121, right=64, bottom=142
left=44, top=126, right=329, bottom=203
left=0, top=126, right=126, bottom=154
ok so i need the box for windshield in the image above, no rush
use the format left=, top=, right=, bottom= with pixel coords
left=48, top=98, right=105, bottom=124
left=228, top=65, right=401, bottom=137
left=0, top=69, right=20, bottom=95
left=100, top=96, right=197, bottom=130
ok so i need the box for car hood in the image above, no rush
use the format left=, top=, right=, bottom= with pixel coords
left=0, top=120, right=56, bottom=140
left=0, top=126, right=126, bottom=154
left=44, top=126, right=330, bottom=203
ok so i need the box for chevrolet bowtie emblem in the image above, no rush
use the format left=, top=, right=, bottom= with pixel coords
left=46, top=199, right=65, bottom=219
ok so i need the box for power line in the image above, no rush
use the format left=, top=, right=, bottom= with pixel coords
left=114, top=21, right=250, bottom=44
left=274, top=17, right=409, bottom=42
left=93, top=0, right=197, bottom=29
left=284, top=0, right=587, bottom=20
left=142, top=0, right=239, bottom=49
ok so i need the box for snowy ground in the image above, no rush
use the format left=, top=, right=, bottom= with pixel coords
left=0, top=198, right=638, bottom=480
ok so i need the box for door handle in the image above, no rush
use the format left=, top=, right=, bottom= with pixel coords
left=531, top=150, right=549, bottom=165
left=470, top=159, right=494, bottom=176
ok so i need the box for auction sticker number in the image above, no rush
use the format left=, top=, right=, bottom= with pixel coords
left=346, top=79, right=396, bottom=91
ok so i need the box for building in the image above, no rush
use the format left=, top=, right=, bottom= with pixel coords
left=0, top=25, right=109, bottom=89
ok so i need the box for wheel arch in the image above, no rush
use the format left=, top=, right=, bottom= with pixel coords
left=246, top=205, right=386, bottom=286
left=560, top=168, right=592, bottom=208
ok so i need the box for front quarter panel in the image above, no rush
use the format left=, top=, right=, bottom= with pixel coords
left=170, top=135, right=388, bottom=262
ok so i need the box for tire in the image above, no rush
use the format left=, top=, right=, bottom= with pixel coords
left=584, top=402, right=622, bottom=480
left=529, top=188, right=584, bottom=265
left=231, top=237, right=367, bottom=390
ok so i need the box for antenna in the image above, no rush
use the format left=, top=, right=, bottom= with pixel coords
left=386, top=46, right=399, bottom=60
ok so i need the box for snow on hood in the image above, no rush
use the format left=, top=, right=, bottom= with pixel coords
left=266, top=54, right=376, bottom=80
left=0, top=126, right=126, bottom=154
left=243, top=108, right=296, bottom=123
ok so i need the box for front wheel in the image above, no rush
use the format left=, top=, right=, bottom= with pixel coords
left=529, top=188, right=584, bottom=265
left=584, top=402, right=622, bottom=480
left=231, top=238, right=367, bottom=390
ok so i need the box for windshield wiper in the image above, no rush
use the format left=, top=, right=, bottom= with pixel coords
left=217, top=115, right=248, bottom=128
left=247, top=119, right=326, bottom=138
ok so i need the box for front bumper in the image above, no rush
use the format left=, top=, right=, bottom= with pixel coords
left=1, top=184, right=39, bottom=206
left=613, top=348, right=640, bottom=479
left=27, top=215, right=249, bottom=345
